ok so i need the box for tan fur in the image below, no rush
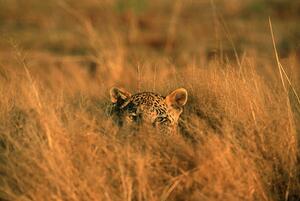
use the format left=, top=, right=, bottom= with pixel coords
left=109, top=87, right=188, bottom=133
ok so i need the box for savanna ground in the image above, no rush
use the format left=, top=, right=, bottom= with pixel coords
left=0, top=0, right=300, bottom=200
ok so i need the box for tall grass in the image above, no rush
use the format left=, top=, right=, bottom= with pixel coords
left=0, top=0, right=300, bottom=200
left=0, top=56, right=299, bottom=200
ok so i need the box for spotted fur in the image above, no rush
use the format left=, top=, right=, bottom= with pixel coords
left=109, top=87, right=188, bottom=133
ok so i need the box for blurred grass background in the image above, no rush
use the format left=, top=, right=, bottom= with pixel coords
left=1, top=0, right=300, bottom=90
left=0, top=0, right=300, bottom=62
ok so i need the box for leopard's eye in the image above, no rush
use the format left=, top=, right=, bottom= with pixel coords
left=155, top=117, right=165, bottom=122
left=153, top=115, right=169, bottom=126
left=128, top=113, right=138, bottom=121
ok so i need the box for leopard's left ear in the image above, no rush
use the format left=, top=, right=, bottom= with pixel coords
left=110, top=87, right=132, bottom=103
left=165, top=88, right=188, bottom=108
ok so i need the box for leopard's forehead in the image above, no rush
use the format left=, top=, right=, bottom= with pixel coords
left=129, top=92, right=165, bottom=106
left=121, top=92, right=167, bottom=112
left=120, top=92, right=168, bottom=117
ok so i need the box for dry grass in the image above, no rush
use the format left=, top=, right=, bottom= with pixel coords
left=0, top=0, right=300, bottom=201
left=0, top=60, right=299, bottom=201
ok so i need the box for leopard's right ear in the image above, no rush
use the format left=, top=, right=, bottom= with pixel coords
left=110, top=87, right=132, bottom=103
left=165, top=88, right=188, bottom=108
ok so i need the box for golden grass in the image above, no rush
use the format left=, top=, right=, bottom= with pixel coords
left=0, top=1, right=300, bottom=200
left=0, top=56, right=299, bottom=200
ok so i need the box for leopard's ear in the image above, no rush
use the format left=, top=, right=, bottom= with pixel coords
left=165, top=88, right=188, bottom=108
left=110, top=87, right=132, bottom=103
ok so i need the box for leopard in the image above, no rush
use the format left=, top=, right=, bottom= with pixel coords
left=109, top=87, right=188, bottom=133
